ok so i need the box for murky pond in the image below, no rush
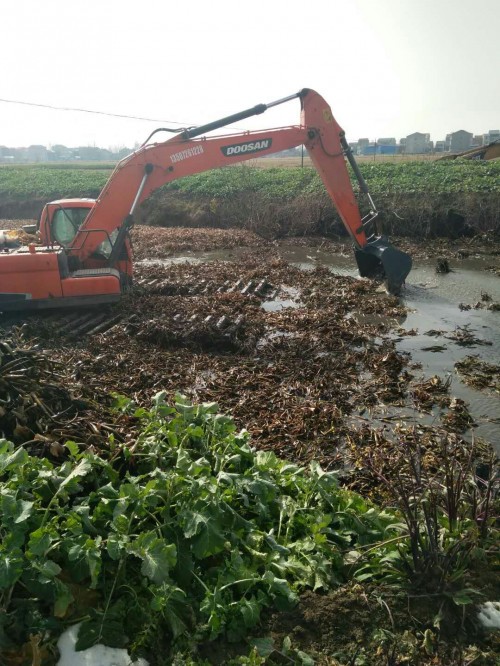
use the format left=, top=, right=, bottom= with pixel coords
left=397, top=264, right=500, bottom=452
left=139, top=246, right=500, bottom=452
left=279, top=247, right=500, bottom=452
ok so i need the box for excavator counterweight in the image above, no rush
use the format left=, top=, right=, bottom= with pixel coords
left=0, top=89, right=411, bottom=312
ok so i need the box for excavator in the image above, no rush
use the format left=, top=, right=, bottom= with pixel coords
left=0, top=89, right=411, bottom=312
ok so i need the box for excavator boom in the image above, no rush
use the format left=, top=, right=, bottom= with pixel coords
left=0, top=89, right=411, bottom=311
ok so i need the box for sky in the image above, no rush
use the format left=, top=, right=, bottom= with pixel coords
left=0, top=0, right=499, bottom=149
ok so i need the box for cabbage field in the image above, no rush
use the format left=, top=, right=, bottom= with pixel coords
left=1, top=160, right=499, bottom=237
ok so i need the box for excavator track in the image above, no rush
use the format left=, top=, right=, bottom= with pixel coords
left=0, top=275, right=276, bottom=341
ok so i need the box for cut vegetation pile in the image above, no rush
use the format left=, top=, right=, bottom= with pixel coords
left=131, top=226, right=265, bottom=260
left=0, top=334, right=131, bottom=456
left=13, top=252, right=413, bottom=466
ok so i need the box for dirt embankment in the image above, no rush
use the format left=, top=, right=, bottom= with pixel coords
left=3, top=187, right=500, bottom=242
left=137, top=189, right=500, bottom=240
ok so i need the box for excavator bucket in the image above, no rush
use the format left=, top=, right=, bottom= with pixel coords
left=354, top=237, right=412, bottom=295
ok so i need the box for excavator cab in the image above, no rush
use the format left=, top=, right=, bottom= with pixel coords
left=49, top=207, right=88, bottom=247
left=39, top=199, right=95, bottom=247
left=39, top=199, right=122, bottom=262
left=0, top=199, right=132, bottom=311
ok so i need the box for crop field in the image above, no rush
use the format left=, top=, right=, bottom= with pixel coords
left=1, top=159, right=499, bottom=201
left=251, top=153, right=445, bottom=168
left=1, top=160, right=500, bottom=238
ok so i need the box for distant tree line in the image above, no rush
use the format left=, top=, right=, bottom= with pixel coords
left=0, top=144, right=134, bottom=163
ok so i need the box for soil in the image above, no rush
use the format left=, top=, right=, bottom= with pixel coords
left=260, top=583, right=500, bottom=666
left=199, top=580, right=500, bottom=665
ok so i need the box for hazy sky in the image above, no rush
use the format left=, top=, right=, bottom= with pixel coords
left=1, top=0, right=498, bottom=149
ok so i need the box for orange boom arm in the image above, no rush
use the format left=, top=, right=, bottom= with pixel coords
left=72, top=90, right=372, bottom=263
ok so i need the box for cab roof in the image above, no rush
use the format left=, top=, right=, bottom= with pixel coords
left=47, top=198, right=96, bottom=206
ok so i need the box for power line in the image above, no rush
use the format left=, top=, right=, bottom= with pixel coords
left=0, top=96, right=193, bottom=126
left=0, top=97, right=250, bottom=133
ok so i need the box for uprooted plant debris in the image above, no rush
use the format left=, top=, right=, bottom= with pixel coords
left=5, top=247, right=484, bottom=471
left=425, top=324, right=493, bottom=347
left=455, top=355, right=500, bottom=394
left=131, top=225, right=265, bottom=260
left=0, top=332, right=130, bottom=456
left=394, top=232, right=500, bottom=263
left=459, top=291, right=500, bottom=311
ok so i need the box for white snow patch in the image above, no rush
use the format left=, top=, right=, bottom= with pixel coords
left=57, top=623, right=149, bottom=666
left=477, top=601, right=500, bottom=630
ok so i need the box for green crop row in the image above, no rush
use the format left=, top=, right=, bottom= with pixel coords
left=0, top=159, right=499, bottom=204
left=0, top=165, right=111, bottom=202
left=161, top=160, right=500, bottom=199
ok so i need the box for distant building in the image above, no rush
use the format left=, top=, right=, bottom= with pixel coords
left=360, top=142, right=376, bottom=155
left=360, top=142, right=398, bottom=156
left=483, top=130, right=500, bottom=145
left=472, top=135, right=484, bottom=147
left=434, top=140, right=446, bottom=153
left=405, top=132, right=431, bottom=154
left=377, top=137, right=396, bottom=146
left=448, top=130, right=473, bottom=153
left=0, top=143, right=133, bottom=163
left=378, top=144, right=398, bottom=155
left=356, top=138, right=370, bottom=155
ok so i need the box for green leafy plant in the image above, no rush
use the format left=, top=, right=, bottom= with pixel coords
left=0, top=393, right=396, bottom=662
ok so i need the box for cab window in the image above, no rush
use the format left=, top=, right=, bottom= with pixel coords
left=51, top=207, right=89, bottom=246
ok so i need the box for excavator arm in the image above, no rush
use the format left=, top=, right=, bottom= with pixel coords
left=72, top=89, right=411, bottom=292
left=0, top=89, right=411, bottom=311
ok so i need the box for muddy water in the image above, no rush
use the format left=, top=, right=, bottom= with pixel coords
left=397, top=265, right=500, bottom=452
left=279, top=247, right=500, bottom=453
left=139, top=248, right=500, bottom=452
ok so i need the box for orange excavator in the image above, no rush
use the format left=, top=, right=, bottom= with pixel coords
left=0, top=89, right=411, bottom=311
